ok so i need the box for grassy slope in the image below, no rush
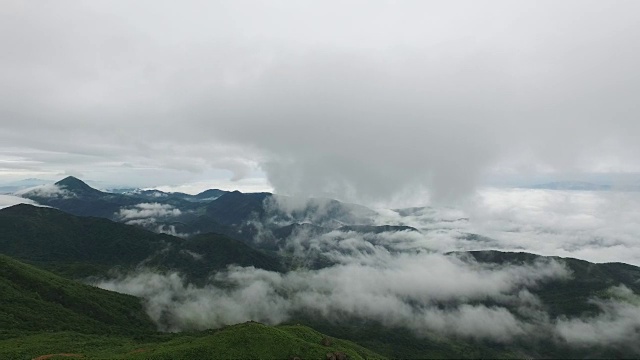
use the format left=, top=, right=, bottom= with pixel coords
left=0, top=255, right=384, bottom=359
left=0, top=254, right=155, bottom=334
left=290, top=317, right=517, bottom=359
left=0, top=204, right=282, bottom=282
left=0, top=204, right=178, bottom=277
left=0, top=323, right=384, bottom=359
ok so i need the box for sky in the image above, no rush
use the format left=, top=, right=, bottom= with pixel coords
left=2, top=1, right=640, bottom=204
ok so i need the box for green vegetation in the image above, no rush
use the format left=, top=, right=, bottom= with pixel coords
left=464, top=251, right=640, bottom=317
left=0, top=254, right=155, bottom=334
left=0, top=254, right=384, bottom=359
left=145, top=232, right=284, bottom=283
left=288, top=317, right=518, bottom=359
left=0, top=323, right=384, bottom=359
left=0, top=204, right=282, bottom=282
left=0, top=204, right=178, bottom=277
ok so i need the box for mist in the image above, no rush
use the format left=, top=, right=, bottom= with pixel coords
left=96, top=252, right=569, bottom=339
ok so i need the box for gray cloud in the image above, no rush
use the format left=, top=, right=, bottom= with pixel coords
left=1, top=1, right=640, bottom=201
left=115, top=203, right=185, bottom=236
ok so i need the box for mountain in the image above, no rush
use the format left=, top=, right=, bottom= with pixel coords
left=5, top=181, right=640, bottom=358
left=16, top=176, right=384, bottom=249
left=18, top=176, right=143, bottom=218
left=143, top=232, right=284, bottom=283
left=0, top=204, right=179, bottom=277
left=55, top=176, right=106, bottom=197
left=0, top=204, right=281, bottom=281
left=204, top=191, right=272, bottom=226
left=119, top=188, right=228, bottom=203
left=193, top=188, right=227, bottom=200
left=464, top=250, right=640, bottom=317
left=0, top=254, right=154, bottom=333
left=17, top=176, right=206, bottom=219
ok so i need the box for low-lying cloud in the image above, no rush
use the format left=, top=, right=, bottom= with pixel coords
left=0, top=194, right=38, bottom=209
left=16, top=184, right=74, bottom=199
left=368, top=188, right=640, bottom=266
left=116, top=202, right=182, bottom=221
left=95, top=251, right=569, bottom=339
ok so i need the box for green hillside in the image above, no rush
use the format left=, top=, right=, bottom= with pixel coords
left=143, top=232, right=284, bottom=282
left=465, top=250, right=640, bottom=317
left=0, top=204, right=282, bottom=281
left=0, top=255, right=384, bottom=359
left=0, top=322, right=384, bottom=359
left=0, top=254, right=154, bottom=334
left=0, top=204, right=179, bottom=277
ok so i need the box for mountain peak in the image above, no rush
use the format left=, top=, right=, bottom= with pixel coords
left=54, top=176, right=103, bottom=195
left=55, top=176, right=87, bottom=187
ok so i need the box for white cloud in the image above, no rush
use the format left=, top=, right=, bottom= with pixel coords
left=0, top=194, right=38, bottom=209
left=15, top=184, right=74, bottom=199
left=115, top=203, right=181, bottom=221
left=94, top=251, right=569, bottom=340
left=359, top=188, right=640, bottom=266
left=555, top=285, right=640, bottom=349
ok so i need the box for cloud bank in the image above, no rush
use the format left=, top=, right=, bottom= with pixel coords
left=96, top=252, right=569, bottom=339
left=15, top=184, right=74, bottom=199
left=2, top=1, right=640, bottom=201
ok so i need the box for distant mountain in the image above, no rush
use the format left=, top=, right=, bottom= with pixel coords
left=0, top=254, right=155, bottom=333
left=18, top=176, right=144, bottom=218
left=56, top=176, right=106, bottom=197
left=16, top=176, right=386, bottom=248
left=194, top=188, right=227, bottom=200
left=463, top=250, right=640, bottom=317
left=205, top=191, right=272, bottom=226
left=119, top=188, right=228, bottom=203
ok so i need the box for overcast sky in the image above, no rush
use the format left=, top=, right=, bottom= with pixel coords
left=1, top=1, right=640, bottom=203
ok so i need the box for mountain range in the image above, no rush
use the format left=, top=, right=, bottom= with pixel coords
left=4, top=176, right=640, bottom=358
